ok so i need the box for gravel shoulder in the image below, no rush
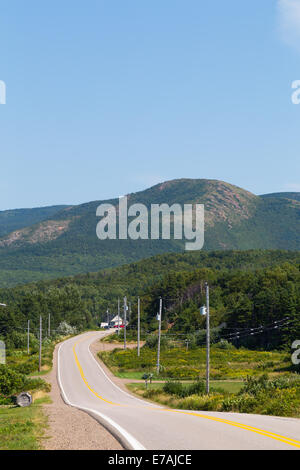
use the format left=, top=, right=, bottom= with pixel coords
left=42, top=341, right=123, bottom=450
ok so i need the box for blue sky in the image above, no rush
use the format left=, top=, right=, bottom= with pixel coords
left=0, top=0, right=300, bottom=210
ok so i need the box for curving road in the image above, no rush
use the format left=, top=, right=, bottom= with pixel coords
left=57, top=331, right=300, bottom=450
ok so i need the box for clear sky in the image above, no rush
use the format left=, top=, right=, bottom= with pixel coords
left=1, top=0, right=300, bottom=210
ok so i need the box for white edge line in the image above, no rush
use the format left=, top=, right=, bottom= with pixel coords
left=57, top=339, right=146, bottom=451
left=87, top=337, right=163, bottom=408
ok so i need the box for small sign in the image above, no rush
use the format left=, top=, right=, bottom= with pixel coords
left=16, top=392, right=32, bottom=407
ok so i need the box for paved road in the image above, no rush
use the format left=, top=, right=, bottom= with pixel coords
left=57, top=331, right=300, bottom=450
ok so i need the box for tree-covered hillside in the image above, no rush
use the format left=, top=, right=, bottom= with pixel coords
left=0, top=250, right=299, bottom=351
left=0, top=205, right=69, bottom=238
left=261, top=192, right=300, bottom=202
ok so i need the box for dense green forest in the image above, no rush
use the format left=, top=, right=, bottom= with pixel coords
left=0, top=250, right=300, bottom=351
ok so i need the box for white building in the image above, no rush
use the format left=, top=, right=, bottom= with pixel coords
left=110, top=315, right=124, bottom=326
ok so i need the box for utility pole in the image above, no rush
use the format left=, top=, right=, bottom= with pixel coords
left=117, top=298, right=120, bottom=336
left=129, top=302, right=131, bottom=324
left=123, top=297, right=127, bottom=350
left=205, top=282, right=210, bottom=395
left=27, top=320, right=30, bottom=355
left=39, top=316, right=42, bottom=372
left=156, top=297, right=162, bottom=375
left=137, top=297, right=140, bottom=357
left=48, top=313, right=51, bottom=337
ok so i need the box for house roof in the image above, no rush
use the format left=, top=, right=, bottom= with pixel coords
left=111, top=315, right=123, bottom=322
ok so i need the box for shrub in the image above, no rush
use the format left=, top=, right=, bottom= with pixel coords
left=57, top=322, right=77, bottom=336
left=185, top=380, right=206, bottom=396
left=6, top=331, right=27, bottom=349
left=239, top=374, right=269, bottom=396
left=179, top=394, right=223, bottom=411
left=214, top=340, right=235, bottom=350
left=163, top=380, right=206, bottom=398
left=145, top=335, right=170, bottom=350
left=240, top=374, right=300, bottom=397
left=14, top=359, right=39, bottom=375
left=221, top=395, right=257, bottom=413
left=0, top=365, right=27, bottom=395
left=25, top=377, right=50, bottom=392
left=163, top=381, right=184, bottom=396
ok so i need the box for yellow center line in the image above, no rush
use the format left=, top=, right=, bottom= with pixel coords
left=72, top=337, right=119, bottom=406
left=163, top=409, right=300, bottom=449
left=72, top=334, right=300, bottom=449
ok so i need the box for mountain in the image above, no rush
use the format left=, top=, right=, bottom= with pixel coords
left=261, top=192, right=300, bottom=202
left=0, top=205, right=69, bottom=238
left=0, top=179, right=299, bottom=287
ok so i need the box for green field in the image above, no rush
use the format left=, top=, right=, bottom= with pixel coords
left=99, top=341, right=300, bottom=418
left=99, top=344, right=291, bottom=380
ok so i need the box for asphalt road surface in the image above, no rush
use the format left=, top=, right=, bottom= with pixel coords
left=57, top=331, right=300, bottom=450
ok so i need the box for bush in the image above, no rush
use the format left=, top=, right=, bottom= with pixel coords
left=14, top=359, right=39, bottom=375
left=214, top=340, right=235, bottom=350
left=185, top=380, right=206, bottom=396
left=240, top=374, right=300, bottom=397
left=163, top=380, right=206, bottom=398
left=179, top=394, right=222, bottom=411
left=145, top=335, right=170, bottom=350
left=25, top=377, right=50, bottom=392
left=221, top=395, right=257, bottom=413
left=57, top=321, right=77, bottom=336
left=163, top=381, right=183, bottom=396
left=7, top=331, right=27, bottom=349
left=0, top=365, right=27, bottom=395
left=239, top=374, right=270, bottom=396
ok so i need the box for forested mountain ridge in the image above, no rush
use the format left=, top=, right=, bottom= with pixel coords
left=0, top=179, right=300, bottom=287
left=261, top=192, right=300, bottom=202
left=0, top=249, right=300, bottom=351
left=0, top=205, right=69, bottom=238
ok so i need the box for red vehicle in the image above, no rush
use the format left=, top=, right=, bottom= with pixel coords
left=114, top=324, right=125, bottom=328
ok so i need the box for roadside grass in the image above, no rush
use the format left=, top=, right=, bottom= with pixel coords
left=127, top=380, right=243, bottom=394
left=100, top=341, right=300, bottom=418
left=115, top=371, right=146, bottom=379
left=99, top=344, right=290, bottom=381
left=0, top=335, right=68, bottom=450
left=126, top=375, right=300, bottom=418
left=0, top=398, right=49, bottom=450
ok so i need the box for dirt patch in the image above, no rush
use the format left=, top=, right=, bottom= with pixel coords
left=42, top=342, right=123, bottom=450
